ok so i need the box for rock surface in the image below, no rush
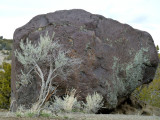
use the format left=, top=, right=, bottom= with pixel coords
left=111, top=95, right=160, bottom=116
left=11, top=9, right=159, bottom=111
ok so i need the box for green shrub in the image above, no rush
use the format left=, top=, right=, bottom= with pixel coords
left=40, top=112, right=51, bottom=117
left=5, top=44, right=12, bottom=50
left=0, top=45, right=3, bottom=50
left=4, top=51, right=12, bottom=61
left=0, top=39, right=12, bottom=50
left=0, top=36, right=3, bottom=39
left=133, top=53, right=160, bottom=108
left=1, top=50, right=11, bottom=55
left=25, top=112, right=36, bottom=117
left=1, top=50, right=6, bottom=55
left=0, top=62, right=11, bottom=109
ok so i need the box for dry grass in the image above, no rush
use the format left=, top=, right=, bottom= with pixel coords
left=51, top=89, right=81, bottom=113
left=0, top=112, right=160, bottom=120
left=61, top=89, right=78, bottom=112
left=83, top=92, right=103, bottom=113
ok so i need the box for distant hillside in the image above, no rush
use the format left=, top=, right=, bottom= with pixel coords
left=0, top=39, right=13, bottom=50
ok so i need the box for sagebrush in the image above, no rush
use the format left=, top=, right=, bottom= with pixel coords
left=15, top=31, right=81, bottom=112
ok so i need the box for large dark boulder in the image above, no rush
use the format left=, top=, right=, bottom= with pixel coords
left=11, top=9, right=159, bottom=111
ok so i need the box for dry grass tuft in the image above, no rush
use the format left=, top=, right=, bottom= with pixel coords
left=52, top=89, right=81, bottom=113
left=83, top=92, right=103, bottom=113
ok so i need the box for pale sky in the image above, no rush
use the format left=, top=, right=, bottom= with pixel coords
left=0, top=0, right=160, bottom=46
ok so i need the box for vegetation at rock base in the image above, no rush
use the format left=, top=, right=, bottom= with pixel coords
left=50, top=89, right=81, bottom=113
left=0, top=62, right=11, bottom=109
left=15, top=90, right=104, bottom=117
left=133, top=53, right=160, bottom=108
left=83, top=92, right=103, bottom=113
left=15, top=32, right=81, bottom=112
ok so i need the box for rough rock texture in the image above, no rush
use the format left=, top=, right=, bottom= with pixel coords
left=11, top=9, right=159, bottom=111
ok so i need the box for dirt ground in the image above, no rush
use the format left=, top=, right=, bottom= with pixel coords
left=0, top=112, right=160, bottom=120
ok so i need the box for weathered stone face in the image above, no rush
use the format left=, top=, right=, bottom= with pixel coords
left=11, top=9, right=159, bottom=111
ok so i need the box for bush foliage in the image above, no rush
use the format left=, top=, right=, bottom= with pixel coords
left=133, top=53, right=160, bottom=108
left=0, top=62, right=11, bottom=109
left=0, top=39, right=12, bottom=50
